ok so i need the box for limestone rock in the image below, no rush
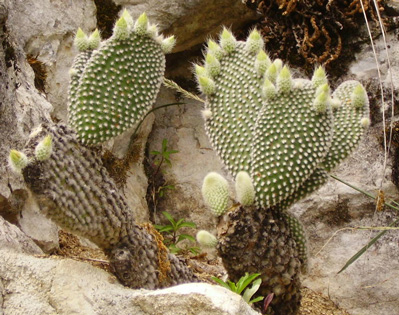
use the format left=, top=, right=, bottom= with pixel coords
left=0, top=249, right=259, bottom=315
left=0, top=216, right=43, bottom=255
left=5, top=0, right=97, bottom=120
left=114, top=0, right=258, bottom=52
left=0, top=2, right=53, bottom=199
left=147, top=87, right=226, bottom=231
left=291, top=125, right=399, bottom=315
left=18, top=196, right=59, bottom=253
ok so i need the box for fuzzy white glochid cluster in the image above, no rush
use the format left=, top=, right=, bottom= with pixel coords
left=68, top=11, right=176, bottom=145
left=195, top=28, right=370, bottom=210
left=8, top=132, right=53, bottom=174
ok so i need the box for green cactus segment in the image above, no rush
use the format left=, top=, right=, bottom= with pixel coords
left=202, top=41, right=264, bottom=176
left=202, top=172, right=230, bottom=216
left=322, top=80, right=370, bottom=171
left=280, top=212, right=307, bottom=267
left=252, top=79, right=333, bottom=208
left=69, top=14, right=166, bottom=146
left=276, top=168, right=329, bottom=211
left=20, top=124, right=196, bottom=289
left=67, top=50, right=93, bottom=125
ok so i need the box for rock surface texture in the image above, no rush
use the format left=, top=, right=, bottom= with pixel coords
left=1, top=0, right=399, bottom=314
left=0, top=249, right=259, bottom=315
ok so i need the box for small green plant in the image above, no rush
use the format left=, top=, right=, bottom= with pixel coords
left=211, top=273, right=265, bottom=305
left=148, top=139, right=179, bottom=216
left=154, top=211, right=200, bottom=254
left=150, top=138, right=179, bottom=168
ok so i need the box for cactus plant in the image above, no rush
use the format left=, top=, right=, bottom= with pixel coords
left=10, top=11, right=195, bottom=291
left=196, top=28, right=369, bottom=314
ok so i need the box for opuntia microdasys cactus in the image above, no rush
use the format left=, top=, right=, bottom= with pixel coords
left=9, top=11, right=195, bottom=291
left=196, top=28, right=369, bottom=314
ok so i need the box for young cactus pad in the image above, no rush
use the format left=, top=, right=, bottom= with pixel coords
left=202, top=172, right=230, bottom=216
left=68, top=12, right=173, bottom=145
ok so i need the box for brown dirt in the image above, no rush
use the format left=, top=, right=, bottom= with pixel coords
left=51, top=230, right=111, bottom=273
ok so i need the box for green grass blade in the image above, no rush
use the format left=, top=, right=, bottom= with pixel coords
left=178, top=222, right=197, bottom=229
left=338, top=218, right=399, bottom=274
left=238, top=273, right=261, bottom=294
left=211, top=277, right=231, bottom=290
left=177, top=234, right=196, bottom=243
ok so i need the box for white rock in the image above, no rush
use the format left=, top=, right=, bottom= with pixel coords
left=0, top=250, right=259, bottom=315
left=0, top=216, right=43, bottom=255
left=18, top=196, right=59, bottom=253
left=114, top=0, right=257, bottom=52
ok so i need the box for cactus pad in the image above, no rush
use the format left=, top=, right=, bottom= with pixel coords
left=68, top=12, right=171, bottom=145
left=322, top=81, right=370, bottom=171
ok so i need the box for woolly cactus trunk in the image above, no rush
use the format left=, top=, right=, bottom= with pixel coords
left=21, top=123, right=195, bottom=289
left=217, top=206, right=301, bottom=314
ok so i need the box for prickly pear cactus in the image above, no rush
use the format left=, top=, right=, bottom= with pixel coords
left=196, top=28, right=370, bottom=315
left=68, top=11, right=175, bottom=145
left=13, top=123, right=195, bottom=289
left=9, top=11, right=195, bottom=291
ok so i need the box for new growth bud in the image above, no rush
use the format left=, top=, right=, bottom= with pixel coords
left=262, top=78, right=276, bottom=100
left=74, top=28, right=89, bottom=51
left=360, top=117, right=370, bottom=128
left=194, top=64, right=207, bottom=77
left=196, top=230, right=218, bottom=248
left=207, top=39, right=223, bottom=60
left=88, top=29, right=101, bottom=50
left=205, top=53, right=221, bottom=77
left=202, top=172, right=230, bottom=216
left=201, top=109, right=212, bottom=120
left=255, top=50, right=271, bottom=77
left=113, top=16, right=129, bottom=40
left=235, top=171, right=255, bottom=206
left=220, top=28, right=237, bottom=54
left=198, top=76, right=216, bottom=95
left=35, top=135, right=53, bottom=161
left=121, top=9, right=134, bottom=29
left=311, top=66, right=328, bottom=88
left=351, top=84, right=368, bottom=108
left=134, top=12, right=149, bottom=36
left=161, top=35, right=176, bottom=54
left=245, top=29, right=264, bottom=55
left=276, top=66, right=292, bottom=94
left=9, top=150, right=28, bottom=174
